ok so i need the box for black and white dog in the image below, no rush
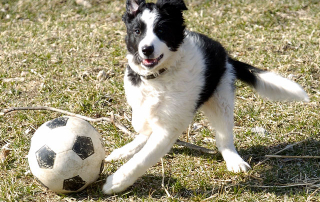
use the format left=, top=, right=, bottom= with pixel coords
left=103, top=0, right=309, bottom=194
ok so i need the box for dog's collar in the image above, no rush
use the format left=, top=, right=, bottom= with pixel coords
left=141, top=68, right=167, bottom=80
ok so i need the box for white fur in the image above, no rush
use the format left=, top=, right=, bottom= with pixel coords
left=256, top=72, right=309, bottom=102
left=103, top=9, right=308, bottom=195
left=102, top=32, right=252, bottom=194
left=138, top=10, right=159, bottom=58
left=103, top=34, right=210, bottom=194
left=131, top=9, right=173, bottom=75
left=200, top=63, right=250, bottom=172
left=105, top=134, right=149, bottom=162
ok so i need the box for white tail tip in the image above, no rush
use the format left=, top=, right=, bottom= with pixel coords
left=255, top=72, right=309, bottom=102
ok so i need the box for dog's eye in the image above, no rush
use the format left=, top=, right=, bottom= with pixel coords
left=134, top=29, right=141, bottom=35
left=157, top=28, right=163, bottom=34
left=155, top=26, right=164, bottom=34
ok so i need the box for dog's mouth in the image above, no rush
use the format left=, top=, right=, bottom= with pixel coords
left=142, top=54, right=164, bottom=68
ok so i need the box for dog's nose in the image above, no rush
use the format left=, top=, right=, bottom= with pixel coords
left=142, top=45, right=154, bottom=57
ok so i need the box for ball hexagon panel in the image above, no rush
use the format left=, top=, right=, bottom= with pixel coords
left=63, top=175, right=86, bottom=192
left=30, top=122, right=55, bottom=152
left=36, top=145, right=56, bottom=169
left=75, top=157, right=104, bottom=184
left=53, top=150, right=83, bottom=177
left=45, top=127, right=77, bottom=153
left=46, top=117, right=69, bottom=129
left=72, top=136, right=95, bottom=160
left=66, top=117, right=99, bottom=138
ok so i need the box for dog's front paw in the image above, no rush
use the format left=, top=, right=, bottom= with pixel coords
left=102, top=174, right=119, bottom=195
left=102, top=173, right=134, bottom=195
left=226, top=157, right=251, bottom=172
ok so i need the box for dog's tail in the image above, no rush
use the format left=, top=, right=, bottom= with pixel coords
left=230, top=58, right=309, bottom=102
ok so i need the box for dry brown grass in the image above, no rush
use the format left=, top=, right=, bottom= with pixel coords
left=1, top=0, right=320, bottom=201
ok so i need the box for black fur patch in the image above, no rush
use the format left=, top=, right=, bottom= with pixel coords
left=155, top=0, right=187, bottom=51
left=229, top=58, right=264, bottom=87
left=192, top=32, right=227, bottom=109
left=127, top=65, right=142, bottom=86
left=123, top=11, right=147, bottom=65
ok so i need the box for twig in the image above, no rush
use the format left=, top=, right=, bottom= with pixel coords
left=254, top=137, right=311, bottom=168
left=243, top=177, right=320, bottom=190
left=265, top=155, right=320, bottom=159
left=247, top=184, right=314, bottom=188
left=1, top=106, right=217, bottom=155
left=307, top=187, right=320, bottom=202
left=186, top=123, right=192, bottom=143
left=203, top=194, right=219, bottom=201
left=1, top=106, right=134, bottom=137
left=175, top=139, right=217, bottom=154
left=245, top=179, right=320, bottom=193
left=161, top=158, right=172, bottom=198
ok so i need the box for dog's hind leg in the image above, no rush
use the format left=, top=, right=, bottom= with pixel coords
left=105, top=134, right=149, bottom=162
left=201, top=94, right=250, bottom=172
left=201, top=68, right=250, bottom=172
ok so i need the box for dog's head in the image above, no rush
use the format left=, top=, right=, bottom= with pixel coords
left=123, top=0, right=187, bottom=72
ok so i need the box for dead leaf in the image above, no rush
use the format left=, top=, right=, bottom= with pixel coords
left=0, top=143, right=11, bottom=163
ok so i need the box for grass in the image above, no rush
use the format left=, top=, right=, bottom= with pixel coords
left=0, top=0, right=320, bottom=201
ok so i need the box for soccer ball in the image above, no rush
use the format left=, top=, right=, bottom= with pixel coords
left=28, top=116, right=105, bottom=193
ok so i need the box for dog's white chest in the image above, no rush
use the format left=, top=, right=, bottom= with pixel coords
left=124, top=75, right=163, bottom=135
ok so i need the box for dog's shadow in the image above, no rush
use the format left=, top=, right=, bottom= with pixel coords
left=70, top=138, right=320, bottom=200
left=128, top=138, right=320, bottom=199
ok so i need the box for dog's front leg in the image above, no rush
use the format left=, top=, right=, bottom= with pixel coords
left=102, top=124, right=183, bottom=194
left=105, top=134, right=149, bottom=162
left=105, top=104, right=153, bottom=162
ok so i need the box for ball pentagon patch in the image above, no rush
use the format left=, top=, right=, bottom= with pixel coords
left=72, top=136, right=95, bottom=160
left=35, top=145, right=56, bottom=169
left=46, top=117, right=69, bottom=129
left=63, top=175, right=86, bottom=191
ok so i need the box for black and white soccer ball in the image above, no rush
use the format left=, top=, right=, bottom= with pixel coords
left=28, top=116, right=105, bottom=193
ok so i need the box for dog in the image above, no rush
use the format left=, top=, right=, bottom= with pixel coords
left=102, top=0, right=309, bottom=194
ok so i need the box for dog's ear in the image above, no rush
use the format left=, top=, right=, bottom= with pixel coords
left=156, top=0, right=188, bottom=12
left=126, top=0, right=145, bottom=16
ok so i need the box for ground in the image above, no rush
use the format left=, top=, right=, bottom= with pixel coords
left=0, top=0, right=320, bottom=201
